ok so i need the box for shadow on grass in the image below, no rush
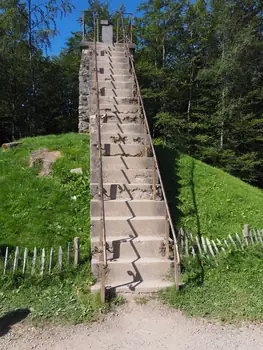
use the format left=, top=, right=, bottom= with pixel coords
left=0, top=309, right=30, bottom=337
left=154, top=144, right=204, bottom=286
left=154, top=144, right=184, bottom=227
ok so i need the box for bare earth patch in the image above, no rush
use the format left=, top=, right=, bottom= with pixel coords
left=1, top=300, right=263, bottom=350
left=29, top=148, right=62, bottom=176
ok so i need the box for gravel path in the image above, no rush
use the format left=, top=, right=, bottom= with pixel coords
left=1, top=299, right=263, bottom=350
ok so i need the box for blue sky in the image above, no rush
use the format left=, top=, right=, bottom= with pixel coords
left=50, top=0, right=141, bottom=54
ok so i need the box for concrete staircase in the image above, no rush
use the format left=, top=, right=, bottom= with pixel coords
left=90, top=43, right=173, bottom=295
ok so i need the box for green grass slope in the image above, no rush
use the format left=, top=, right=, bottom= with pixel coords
left=0, top=133, right=103, bottom=324
left=0, top=133, right=90, bottom=250
left=156, top=145, right=263, bottom=239
left=162, top=245, right=263, bottom=322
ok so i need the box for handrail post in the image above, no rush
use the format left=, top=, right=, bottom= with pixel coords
left=165, top=209, right=170, bottom=259
left=94, top=12, right=107, bottom=302
left=97, top=17, right=99, bottom=42
left=153, top=161, right=157, bottom=200
left=82, top=12, right=85, bottom=41
left=117, top=18, right=119, bottom=43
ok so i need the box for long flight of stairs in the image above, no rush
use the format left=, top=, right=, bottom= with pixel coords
left=90, top=43, right=173, bottom=295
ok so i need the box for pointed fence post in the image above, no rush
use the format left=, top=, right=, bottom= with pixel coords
left=13, top=247, right=19, bottom=273
left=22, top=248, right=28, bottom=274
left=4, top=247, right=8, bottom=275
left=41, top=249, right=45, bottom=276
left=31, top=247, right=37, bottom=275
left=243, top=224, right=250, bottom=245
left=74, top=237, right=80, bottom=267
left=49, top=248, right=54, bottom=274
left=58, top=246, right=63, bottom=272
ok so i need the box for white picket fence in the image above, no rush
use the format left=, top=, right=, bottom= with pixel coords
left=179, top=224, right=262, bottom=258
left=1, top=237, right=80, bottom=275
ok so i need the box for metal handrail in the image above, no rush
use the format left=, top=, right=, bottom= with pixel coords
left=121, top=18, right=181, bottom=289
left=93, top=15, right=107, bottom=302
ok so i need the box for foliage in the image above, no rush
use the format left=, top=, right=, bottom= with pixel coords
left=0, top=267, right=103, bottom=324
left=155, top=143, right=263, bottom=239
left=136, top=0, right=263, bottom=188
left=161, top=244, right=263, bottom=322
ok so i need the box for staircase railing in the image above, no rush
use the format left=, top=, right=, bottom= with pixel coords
left=93, top=14, right=107, bottom=302
left=121, top=17, right=181, bottom=289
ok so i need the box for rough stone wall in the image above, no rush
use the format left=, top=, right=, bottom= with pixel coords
left=78, top=48, right=92, bottom=133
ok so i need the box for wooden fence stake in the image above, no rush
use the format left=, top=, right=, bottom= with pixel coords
left=252, top=229, right=258, bottom=243
left=4, top=247, right=8, bottom=275
left=257, top=230, right=263, bottom=244
left=223, top=239, right=229, bottom=249
left=31, top=247, right=37, bottom=275
left=190, top=233, right=196, bottom=257
left=67, top=243, right=71, bottom=264
left=243, top=224, right=250, bottom=245
left=40, top=249, right=45, bottom=276
left=216, top=239, right=226, bottom=254
left=235, top=232, right=243, bottom=249
left=228, top=234, right=237, bottom=250
left=22, top=248, right=28, bottom=274
left=201, top=236, right=207, bottom=253
left=13, top=247, right=19, bottom=273
left=58, top=246, right=63, bottom=272
left=74, top=237, right=80, bottom=267
left=195, top=236, right=202, bottom=255
left=185, top=233, right=189, bottom=256
left=206, top=238, right=214, bottom=257
left=49, top=248, right=54, bottom=274
left=212, top=239, right=219, bottom=254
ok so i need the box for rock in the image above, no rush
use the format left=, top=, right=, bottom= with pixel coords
left=70, top=168, right=83, bottom=175
left=29, top=149, right=62, bottom=176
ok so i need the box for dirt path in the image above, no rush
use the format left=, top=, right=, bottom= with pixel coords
left=1, top=300, right=263, bottom=350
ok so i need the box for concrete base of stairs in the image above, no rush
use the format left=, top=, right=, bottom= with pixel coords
left=90, top=280, right=174, bottom=296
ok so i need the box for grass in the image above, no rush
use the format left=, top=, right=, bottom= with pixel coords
left=156, top=143, right=263, bottom=240
left=0, top=133, right=103, bottom=324
left=0, top=133, right=90, bottom=250
left=161, top=245, right=263, bottom=322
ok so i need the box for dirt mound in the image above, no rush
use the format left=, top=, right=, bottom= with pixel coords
left=29, top=148, right=62, bottom=176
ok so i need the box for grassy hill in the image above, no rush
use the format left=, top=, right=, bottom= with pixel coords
left=1, top=134, right=263, bottom=323
left=156, top=144, right=263, bottom=239
left=0, top=133, right=90, bottom=250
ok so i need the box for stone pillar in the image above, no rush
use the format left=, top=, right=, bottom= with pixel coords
left=78, top=47, right=92, bottom=133
left=101, top=20, right=113, bottom=45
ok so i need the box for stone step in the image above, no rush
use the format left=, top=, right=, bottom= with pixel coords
left=91, top=216, right=166, bottom=239
left=96, top=57, right=129, bottom=64
left=94, top=44, right=126, bottom=52
left=91, top=61, right=130, bottom=70
left=96, top=75, right=133, bottom=83
left=98, top=113, right=141, bottom=124
left=92, top=257, right=172, bottom=284
left=92, top=156, right=154, bottom=170
left=91, top=123, right=144, bottom=134
left=89, top=103, right=138, bottom=116
left=91, top=279, right=174, bottom=295
left=100, top=51, right=127, bottom=58
left=97, top=68, right=131, bottom=76
left=90, top=104, right=139, bottom=114
left=90, top=183, right=161, bottom=200
left=91, top=96, right=137, bottom=106
left=100, top=88, right=134, bottom=98
left=91, top=143, right=150, bottom=157
left=90, top=132, right=149, bottom=146
left=92, top=236, right=166, bottom=260
left=95, top=81, right=134, bottom=90
left=90, top=200, right=166, bottom=217
left=91, top=169, right=155, bottom=184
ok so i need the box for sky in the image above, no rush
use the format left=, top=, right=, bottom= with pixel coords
left=50, top=0, right=141, bottom=55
